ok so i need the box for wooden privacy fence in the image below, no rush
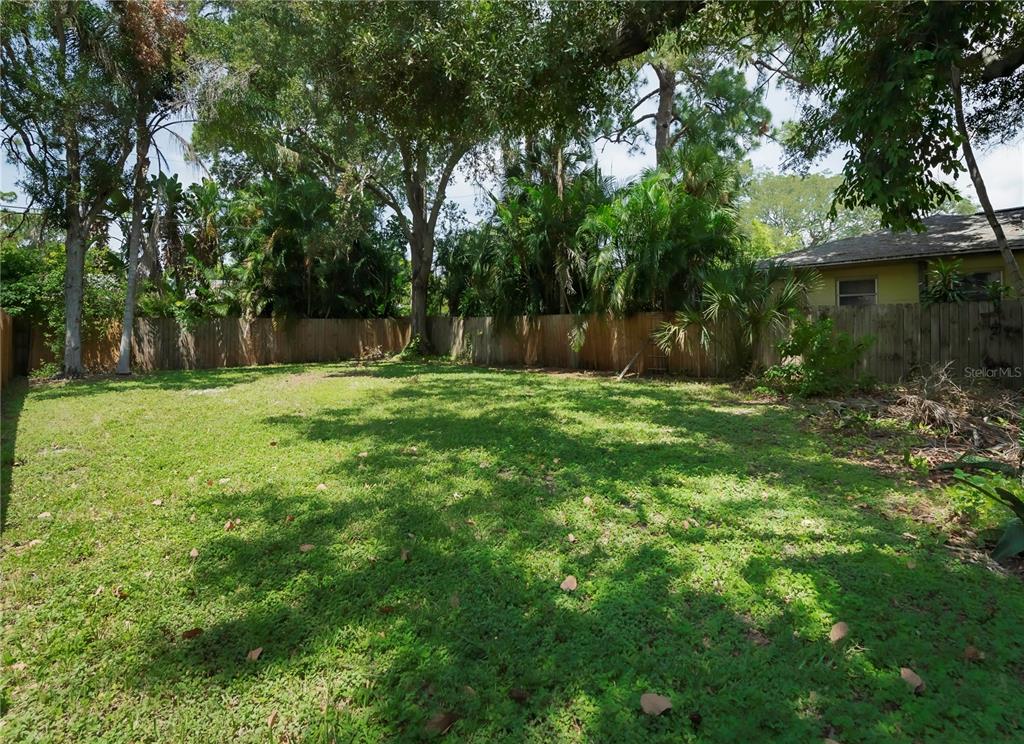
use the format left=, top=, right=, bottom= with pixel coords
left=23, top=300, right=1024, bottom=387
left=804, top=301, right=1023, bottom=386
left=0, top=309, right=13, bottom=390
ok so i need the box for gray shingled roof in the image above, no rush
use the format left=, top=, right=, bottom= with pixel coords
left=773, top=207, right=1024, bottom=268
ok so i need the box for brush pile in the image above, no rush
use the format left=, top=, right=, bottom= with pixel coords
left=822, top=363, right=1022, bottom=474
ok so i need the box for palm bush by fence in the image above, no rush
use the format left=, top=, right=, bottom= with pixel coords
left=22, top=300, right=1024, bottom=387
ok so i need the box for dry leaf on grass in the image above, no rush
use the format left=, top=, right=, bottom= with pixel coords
left=424, top=711, right=459, bottom=735
left=640, top=692, right=672, bottom=716
left=560, top=575, right=578, bottom=591
left=316, top=483, right=327, bottom=491
left=267, top=710, right=279, bottom=727
left=358, top=451, right=368, bottom=458
left=582, top=496, right=593, bottom=507
left=829, top=622, right=849, bottom=643
left=10, top=661, right=28, bottom=672
left=247, top=647, right=263, bottom=662
left=400, top=548, right=411, bottom=562
left=285, top=514, right=294, bottom=523
left=449, top=593, right=460, bottom=608
left=218, top=478, right=230, bottom=485
left=567, top=533, right=577, bottom=544
left=151, top=499, right=163, bottom=506
left=508, top=688, right=530, bottom=704
left=964, top=645, right=985, bottom=661
left=181, top=627, right=203, bottom=640
left=189, top=548, right=199, bottom=559
left=269, top=440, right=277, bottom=447
left=299, top=544, right=315, bottom=553
left=37, top=511, right=52, bottom=519
left=112, top=586, right=128, bottom=599
left=900, top=667, right=925, bottom=693
left=27, top=539, right=43, bottom=547
left=224, top=520, right=236, bottom=531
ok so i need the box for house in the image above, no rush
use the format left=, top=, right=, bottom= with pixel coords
left=773, top=207, right=1024, bottom=306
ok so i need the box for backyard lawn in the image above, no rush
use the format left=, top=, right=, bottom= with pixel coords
left=2, top=362, right=1023, bottom=743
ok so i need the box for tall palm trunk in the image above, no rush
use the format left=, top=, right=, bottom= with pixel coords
left=117, top=109, right=151, bottom=375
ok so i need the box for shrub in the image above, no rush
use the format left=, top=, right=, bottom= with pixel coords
left=760, top=315, right=873, bottom=397
left=954, top=470, right=1024, bottom=560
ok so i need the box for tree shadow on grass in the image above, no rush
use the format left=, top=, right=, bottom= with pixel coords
left=1, top=377, right=29, bottom=531
left=23, top=363, right=317, bottom=402
left=108, top=364, right=1024, bottom=740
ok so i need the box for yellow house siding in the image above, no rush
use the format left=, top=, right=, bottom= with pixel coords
left=807, top=250, right=1023, bottom=306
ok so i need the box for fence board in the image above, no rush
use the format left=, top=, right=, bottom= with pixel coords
left=22, top=303, right=1024, bottom=388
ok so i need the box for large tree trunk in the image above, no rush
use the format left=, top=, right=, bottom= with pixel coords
left=653, top=63, right=676, bottom=168
left=409, top=214, right=434, bottom=353
left=951, top=64, right=1024, bottom=294
left=116, top=114, right=151, bottom=375
left=62, top=213, right=88, bottom=377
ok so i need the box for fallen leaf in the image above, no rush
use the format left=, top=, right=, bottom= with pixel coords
left=10, top=662, right=28, bottom=672
left=829, top=621, right=849, bottom=643
left=269, top=441, right=277, bottom=447
left=316, top=483, right=328, bottom=491
left=358, top=451, right=368, bottom=458
left=689, top=711, right=702, bottom=730
left=582, top=496, right=593, bottom=507
left=285, top=514, right=294, bottom=523
left=151, top=499, right=163, bottom=506
left=181, top=627, right=203, bottom=640
left=906, top=559, right=917, bottom=570
left=400, top=548, right=411, bottom=563
left=378, top=605, right=396, bottom=615
left=224, top=520, right=235, bottom=531
left=112, top=586, right=128, bottom=599
left=28, top=539, right=43, bottom=548
left=640, top=692, right=672, bottom=716
left=449, top=593, right=460, bottom=608
left=267, top=710, right=279, bottom=727
left=189, top=547, right=199, bottom=559
left=93, top=586, right=104, bottom=596
left=299, top=543, right=315, bottom=553
left=424, top=711, right=459, bottom=735
left=567, top=533, right=577, bottom=544
left=406, top=446, right=418, bottom=455
left=900, top=667, right=925, bottom=693
left=218, top=477, right=230, bottom=485
left=37, top=511, right=52, bottom=520
left=206, top=479, right=213, bottom=486
left=463, top=685, right=476, bottom=697
left=247, top=647, right=263, bottom=662
left=964, top=645, right=985, bottom=661
left=560, top=575, right=577, bottom=591
left=508, top=688, right=530, bottom=704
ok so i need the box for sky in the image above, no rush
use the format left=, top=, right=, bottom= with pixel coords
left=3, top=68, right=1022, bottom=227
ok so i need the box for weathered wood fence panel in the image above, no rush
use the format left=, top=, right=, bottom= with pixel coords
left=0, top=309, right=13, bottom=390
left=806, top=300, right=1023, bottom=386
left=23, top=301, right=1024, bottom=388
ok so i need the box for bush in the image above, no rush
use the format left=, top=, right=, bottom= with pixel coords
left=954, top=470, right=1024, bottom=560
left=759, top=315, right=873, bottom=397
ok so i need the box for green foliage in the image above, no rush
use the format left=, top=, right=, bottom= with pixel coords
left=954, top=470, right=1024, bottom=560
left=655, top=259, right=818, bottom=376
left=769, top=2, right=1014, bottom=231
left=921, top=258, right=968, bottom=306
left=580, top=145, right=742, bottom=315
left=759, top=315, right=874, bottom=397
left=0, top=232, right=125, bottom=356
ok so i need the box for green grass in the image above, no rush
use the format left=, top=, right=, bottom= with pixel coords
left=2, top=362, right=1022, bottom=742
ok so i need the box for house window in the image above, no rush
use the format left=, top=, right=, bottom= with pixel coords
left=961, top=270, right=1002, bottom=300
left=837, top=278, right=877, bottom=306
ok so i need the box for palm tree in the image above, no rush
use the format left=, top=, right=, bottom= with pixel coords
left=654, top=259, right=819, bottom=376
left=578, top=143, right=742, bottom=316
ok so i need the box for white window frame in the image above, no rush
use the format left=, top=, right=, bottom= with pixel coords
left=836, top=277, right=878, bottom=306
